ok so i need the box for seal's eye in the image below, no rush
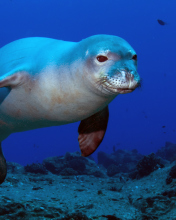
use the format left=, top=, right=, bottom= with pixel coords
left=97, top=55, right=108, bottom=62
left=132, top=54, right=137, bottom=61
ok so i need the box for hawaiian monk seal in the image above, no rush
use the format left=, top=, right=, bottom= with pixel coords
left=0, top=35, right=140, bottom=183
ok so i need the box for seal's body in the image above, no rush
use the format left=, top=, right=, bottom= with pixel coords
left=0, top=35, right=140, bottom=183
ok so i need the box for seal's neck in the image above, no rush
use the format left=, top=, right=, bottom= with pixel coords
left=36, top=65, right=115, bottom=124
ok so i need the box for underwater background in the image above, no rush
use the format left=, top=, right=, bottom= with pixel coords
left=0, top=0, right=176, bottom=166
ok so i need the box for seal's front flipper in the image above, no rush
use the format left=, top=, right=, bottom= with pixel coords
left=78, top=106, right=109, bottom=157
left=0, top=71, right=29, bottom=88
left=0, top=143, right=7, bottom=184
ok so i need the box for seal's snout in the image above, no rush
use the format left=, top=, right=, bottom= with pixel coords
left=112, top=69, right=140, bottom=94
left=125, top=72, right=134, bottom=86
left=125, top=72, right=139, bottom=89
left=98, top=68, right=140, bottom=95
left=128, top=72, right=140, bottom=89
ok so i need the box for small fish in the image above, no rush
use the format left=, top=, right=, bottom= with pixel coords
left=162, top=126, right=166, bottom=128
left=157, top=19, right=166, bottom=26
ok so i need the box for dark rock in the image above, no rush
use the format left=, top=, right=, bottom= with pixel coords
left=6, top=176, right=20, bottom=185
left=133, top=195, right=173, bottom=216
left=32, top=186, right=43, bottom=190
left=128, top=170, right=138, bottom=179
left=43, top=152, right=100, bottom=176
left=28, top=176, right=54, bottom=184
left=118, top=173, right=129, bottom=182
left=90, top=170, right=106, bottom=178
left=107, top=164, right=120, bottom=177
left=24, top=163, right=48, bottom=174
left=141, top=215, right=158, bottom=220
left=98, top=151, right=117, bottom=168
left=68, top=159, right=86, bottom=173
left=97, top=190, right=103, bottom=195
left=166, top=165, right=176, bottom=185
left=156, top=142, right=176, bottom=162
left=98, top=149, right=143, bottom=174
left=109, top=184, right=123, bottom=192
left=166, top=176, right=173, bottom=185
left=60, top=168, right=78, bottom=176
left=169, top=165, right=176, bottom=179
left=86, top=162, right=107, bottom=177
left=7, top=162, right=24, bottom=174
left=0, top=201, right=26, bottom=216
left=87, top=155, right=95, bottom=161
left=101, top=215, right=122, bottom=220
left=32, top=206, right=61, bottom=218
left=17, top=210, right=27, bottom=217
left=136, top=153, right=164, bottom=178
left=64, top=152, right=73, bottom=161
left=62, top=211, right=90, bottom=220
left=64, top=151, right=82, bottom=161
left=43, top=156, right=66, bottom=174
left=162, top=189, right=176, bottom=198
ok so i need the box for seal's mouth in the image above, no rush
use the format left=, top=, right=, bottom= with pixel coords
left=97, top=70, right=140, bottom=95
left=116, top=88, right=134, bottom=94
left=103, top=83, right=138, bottom=94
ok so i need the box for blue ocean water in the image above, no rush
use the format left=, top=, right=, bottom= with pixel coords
left=0, top=0, right=175, bottom=165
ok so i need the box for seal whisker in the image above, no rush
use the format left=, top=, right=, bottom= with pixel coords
left=97, top=77, right=118, bottom=95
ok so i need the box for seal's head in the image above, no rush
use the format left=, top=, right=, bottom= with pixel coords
left=78, top=35, right=140, bottom=96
